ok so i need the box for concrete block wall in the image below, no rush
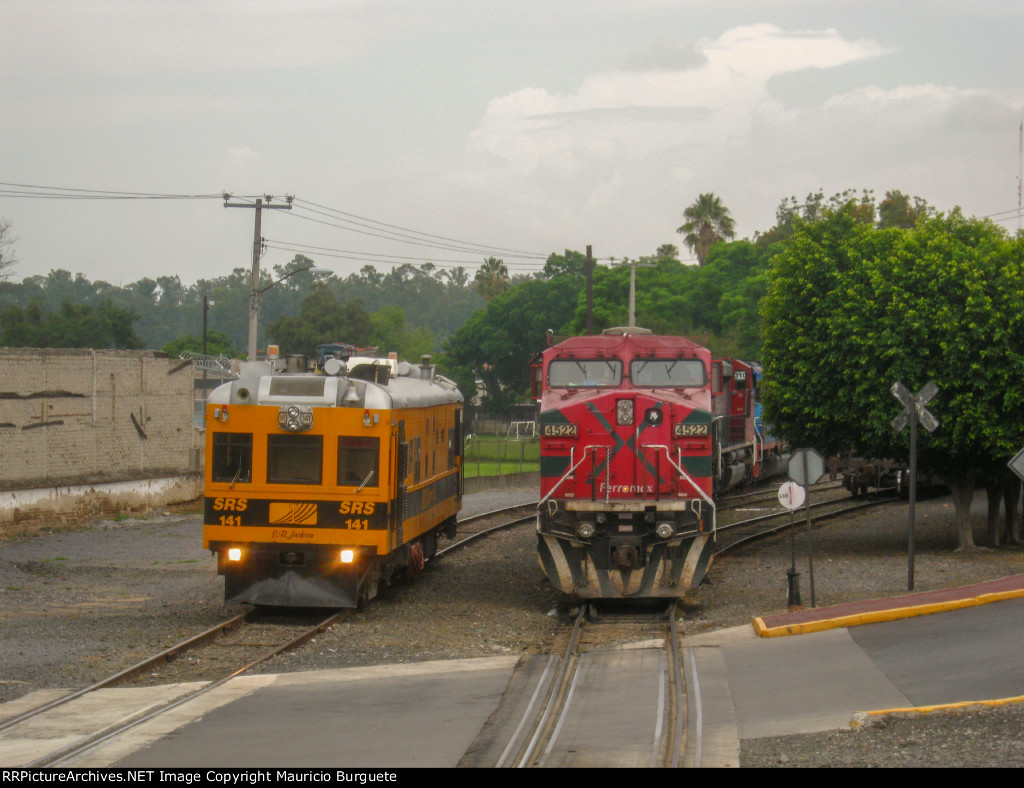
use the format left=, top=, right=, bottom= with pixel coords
left=0, top=348, right=197, bottom=491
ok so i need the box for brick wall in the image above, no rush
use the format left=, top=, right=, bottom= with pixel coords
left=0, top=348, right=198, bottom=491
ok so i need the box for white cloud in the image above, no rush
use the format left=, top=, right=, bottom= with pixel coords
left=459, top=23, right=1020, bottom=254
left=468, top=25, right=888, bottom=168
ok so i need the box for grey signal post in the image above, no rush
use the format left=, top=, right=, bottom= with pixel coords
left=788, top=448, right=825, bottom=607
left=891, top=380, right=940, bottom=591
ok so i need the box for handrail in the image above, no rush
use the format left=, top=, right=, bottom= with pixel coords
left=641, top=443, right=717, bottom=534
left=538, top=446, right=588, bottom=506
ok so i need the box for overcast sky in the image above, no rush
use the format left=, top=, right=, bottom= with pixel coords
left=2, top=0, right=1022, bottom=287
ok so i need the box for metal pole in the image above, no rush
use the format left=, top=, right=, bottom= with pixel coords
left=202, top=296, right=210, bottom=424
left=787, top=507, right=801, bottom=607
left=803, top=451, right=815, bottom=607
left=909, top=403, right=918, bottom=590
left=629, top=263, right=636, bottom=327
left=247, top=199, right=263, bottom=361
left=585, top=245, right=594, bottom=335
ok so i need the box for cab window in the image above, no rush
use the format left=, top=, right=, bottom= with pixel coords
left=630, top=358, right=706, bottom=387
left=267, top=434, right=323, bottom=485
left=548, top=359, right=623, bottom=387
left=211, top=433, right=252, bottom=483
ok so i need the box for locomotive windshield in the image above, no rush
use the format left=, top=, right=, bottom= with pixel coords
left=548, top=359, right=623, bottom=388
left=630, top=358, right=706, bottom=387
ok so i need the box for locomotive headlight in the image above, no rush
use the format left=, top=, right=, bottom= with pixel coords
left=227, top=548, right=242, bottom=562
left=576, top=521, right=596, bottom=539
left=655, top=522, right=675, bottom=539
left=339, top=549, right=356, bottom=564
left=616, top=399, right=634, bottom=426
left=279, top=404, right=314, bottom=432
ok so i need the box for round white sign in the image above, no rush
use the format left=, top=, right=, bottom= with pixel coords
left=778, top=481, right=806, bottom=511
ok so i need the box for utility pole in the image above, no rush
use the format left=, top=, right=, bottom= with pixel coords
left=224, top=194, right=293, bottom=360
left=627, top=260, right=655, bottom=327
left=585, top=245, right=593, bottom=335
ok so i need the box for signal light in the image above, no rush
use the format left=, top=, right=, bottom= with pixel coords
left=340, top=549, right=355, bottom=563
left=227, top=548, right=242, bottom=561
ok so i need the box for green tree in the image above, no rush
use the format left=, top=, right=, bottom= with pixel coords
left=0, top=298, right=142, bottom=349
left=877, top=190, right=932, bottom=229
left=445, top=275, right=583, bottom=411
left=677, top=193, right=736, bottom=265
left=162, top=331, right=239, bottom=359
left=473, top=257, right=510, bottom=301
left=760, top=206, right=1024, bottom=550
left=268, top=289, right=372, bottom=359
left=540, top=249, right=588, bottom=280
left=370, top=305, right=434, bottom=361
left=655, top=244, right=680, bottom=262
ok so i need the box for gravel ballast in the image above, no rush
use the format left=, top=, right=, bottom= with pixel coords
left=2, top=486, right=1023, bottom=767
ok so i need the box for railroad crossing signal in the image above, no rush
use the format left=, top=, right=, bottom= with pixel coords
left=891, top=380, right=939, bottom=592
left=891, top=380, right=939, bottom=434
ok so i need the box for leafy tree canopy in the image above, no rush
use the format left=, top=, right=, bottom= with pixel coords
left=444, top=274, right=584, bottom=411
left=267, top=288, right=372, bottom=359
left=1, top=297, right=143, bottom=349
left=162, top=330, right=239, bottom=359
left=760, top=205, right=1024, bottom=489
left=370, top=305, right=434, bottom=362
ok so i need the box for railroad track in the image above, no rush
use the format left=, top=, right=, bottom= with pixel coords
left=714, top=486, right=903, bottom=555
left=3, top=608, right=350, bottom=766
left=437, top=502, right=537, bottom=557
left=1, top=502, right=538, bottom=766
left=718, top=479, right=846, bottom=511
left=493, top=601, right=686, bottom=768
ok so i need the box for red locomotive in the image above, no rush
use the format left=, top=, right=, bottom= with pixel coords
left=533, top=327, right=784, bottom=600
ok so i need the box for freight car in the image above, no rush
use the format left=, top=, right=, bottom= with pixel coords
left=203, top=354, right=463, bottom=607
left=534, top=328, right=784, bottom=600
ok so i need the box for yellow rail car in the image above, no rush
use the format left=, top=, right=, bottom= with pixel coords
left=203, top=356, right=463, bottom=607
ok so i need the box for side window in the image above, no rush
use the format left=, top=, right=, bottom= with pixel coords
left=711, top=363, right=723, bottom=394
left=337, top=436, right=379, bottom=487
left=211, top=433, right=252, bottom=483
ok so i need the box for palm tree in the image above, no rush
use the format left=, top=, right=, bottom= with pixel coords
left=655, top=244, right=679, bottom=261
left=473, top=257, right=509, bottom=301
left=676, top=193, right=736, bottom=265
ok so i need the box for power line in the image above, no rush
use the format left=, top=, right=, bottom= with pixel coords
left=264, top=239, right=548, bottom=270
left=290, top=197, right=547, bottom=259
left=0, top=182, right=222, bottom=200
left=0, top=180, right=668, bottom=266
left=283, top=201, right=547, bottom=260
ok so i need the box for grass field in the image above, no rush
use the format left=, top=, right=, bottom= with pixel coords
left=463, top=434, right=539, bottom=478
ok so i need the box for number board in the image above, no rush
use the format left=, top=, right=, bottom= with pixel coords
left=542, top=424, right=578, bottom=437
